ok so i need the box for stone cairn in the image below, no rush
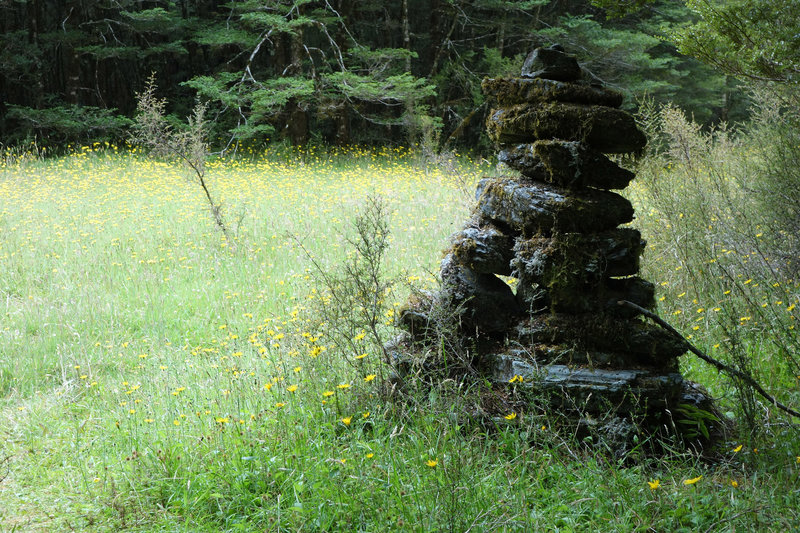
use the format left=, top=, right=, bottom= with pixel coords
left=395, top=45, right=715, bottom=436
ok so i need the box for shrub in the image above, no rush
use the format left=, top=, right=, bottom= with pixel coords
left=632, top=91, right=800, bottom=439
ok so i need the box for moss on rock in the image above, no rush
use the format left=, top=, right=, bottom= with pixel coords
left=482, top=77, right=624, bottom=108
left=486, top=103, right=647, bottom=154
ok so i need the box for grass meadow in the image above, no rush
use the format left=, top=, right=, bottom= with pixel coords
left=1, top=143, right=799, bottom=531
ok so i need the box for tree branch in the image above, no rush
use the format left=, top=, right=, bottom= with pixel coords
left=617, top=300, right=800, bottom=420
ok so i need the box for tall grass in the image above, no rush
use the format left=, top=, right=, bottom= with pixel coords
left=1, top=144, right=798, bottom=531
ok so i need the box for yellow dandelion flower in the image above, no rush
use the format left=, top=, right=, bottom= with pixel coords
left=426, top=459, right=438, bottom=468
left=504, top=412, right=517, bottom=420
left=732, top=444, right=743, bottom=453
left=263, top=382, right=273, bottom=391
left=354, top=331, right=366, bottom=341
left=287, top=385, right=298, bottom=392
left=275, top=402, right=286, bottom=408
left=341, top=416, right=352, bottom=426
left=355, top=353, right=368, bottom=360
left=216, top=417, right=229, bottom=424
left=683, top=475, right=702, bottom=485
left=364, top=374, right=376, bottom=382
left=647, top=479, right=660, bottom=490
left=337, top=383, right=351, bottom=390
left=323, top=390, right=335, bottom=397
left=173, top=420, right=180, bottom=426
left=731, top=480, right=739, bottom=488
left=366, top=453, right=375, bottom=459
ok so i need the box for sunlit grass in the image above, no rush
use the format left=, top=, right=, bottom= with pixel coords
left=1, top=146, right=798, bottom=531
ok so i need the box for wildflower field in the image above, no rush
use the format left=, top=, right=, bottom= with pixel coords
left=1, top=144, right=798, bottom=531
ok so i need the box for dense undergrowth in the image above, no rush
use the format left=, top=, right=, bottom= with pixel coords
left=1, top=134, right=798, bottom=530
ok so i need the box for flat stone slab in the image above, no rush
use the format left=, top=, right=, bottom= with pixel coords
left=512, top=228, right=645, bottom=284
left=515, top=276, right=655, bottom=316
left=511, top=313, right=687, bottom=365
left=450, top=223, right=514, bottom=275
left=498, top=141, right=635, bottom=190
left=490, top=354, right=684, bottom=413
left=486, top=103, right=647, bottom=154
left=482, top=78, right=624, bottom=108
left=475, top=178, right=634, bottom=235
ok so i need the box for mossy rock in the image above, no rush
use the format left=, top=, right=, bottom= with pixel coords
left=449, top=222, right=514, bottom=275
left=489, top=353, right=684, bottom=414
left=482, top=78, right=623, bottom=108
left=439, top=253, right=521, bottom=334
left=511, top=228, right=645, bottom=285
left=475, top=178, right=634, bottom=236
left=498, top=141, right=635, bottom=190
left=515, top=276, right=655, bottom=317
left=486, top=103, right=647, bottom=154
left=520, top=46, right=582, bottom=81
left=511, top=313, right=686, bottom=367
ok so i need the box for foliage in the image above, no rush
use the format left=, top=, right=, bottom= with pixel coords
left=673, top=0, right=800, bottom=84
left=630, top=95, right=800, bottom=439
left=1, top=0, right=741, bottom=149
left=5, top=104, right=132, bottom=146
left=593, top=0, right=800, bottom=85
left=294, top=195, right=396, bottom=382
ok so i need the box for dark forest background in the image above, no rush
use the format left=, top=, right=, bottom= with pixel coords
left=1, top=0, right=795, bottom=150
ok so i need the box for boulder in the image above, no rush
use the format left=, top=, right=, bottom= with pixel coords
left=498, top=141, right=635, bottom=190
left=486, top=103, right=647, bottom=154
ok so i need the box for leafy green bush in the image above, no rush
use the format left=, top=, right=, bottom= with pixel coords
left=6, top=104, right=131, bottom=146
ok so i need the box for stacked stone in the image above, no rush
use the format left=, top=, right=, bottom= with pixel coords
left=399, top=46, right=692, bottom=420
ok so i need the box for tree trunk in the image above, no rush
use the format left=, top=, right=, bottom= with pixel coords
left=402, top=0, right=411, bottom=72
